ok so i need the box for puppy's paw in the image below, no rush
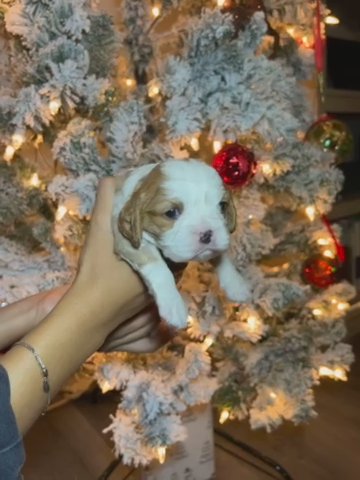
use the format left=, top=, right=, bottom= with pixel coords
left=158, top=292, right=188, bottom=329
left=221, top=272, right=252, bottom=304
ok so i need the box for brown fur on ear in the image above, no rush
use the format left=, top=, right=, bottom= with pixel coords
left=118, top=165, right=163, bottom=249
left=223, top=189, right=237, bottom=233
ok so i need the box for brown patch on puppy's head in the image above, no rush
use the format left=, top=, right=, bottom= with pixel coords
left=221, top=189, right=237, bottom=234
left=118, top=165, right=183, bottom=248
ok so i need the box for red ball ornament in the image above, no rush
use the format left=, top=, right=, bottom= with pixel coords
left=212, top=143, right=257, bottom=187
left=302, top=256, right=339, bottom=289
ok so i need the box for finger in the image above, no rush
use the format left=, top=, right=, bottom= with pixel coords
left=91, top=177, right=116, bottom=222
left=113, top=305, right=159, bottom=337
left=100, top=321, right=173, bottom=353
left=100, top=319, right=159, bottom=352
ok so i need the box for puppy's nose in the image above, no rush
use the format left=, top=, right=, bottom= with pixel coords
left=199, top=230, right=213, bottom=244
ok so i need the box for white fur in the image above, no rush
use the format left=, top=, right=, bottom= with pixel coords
left=112, top=160, right=250, bottom=328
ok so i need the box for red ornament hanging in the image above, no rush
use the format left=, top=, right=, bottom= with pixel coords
left=212, top=142, right=257, bottom=187
left=302, top=255, right=339, bottom=289
left=302, top=215, right=346, bottom=289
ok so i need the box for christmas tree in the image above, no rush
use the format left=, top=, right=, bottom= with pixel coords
left=0, top=0, right=355, bottom=467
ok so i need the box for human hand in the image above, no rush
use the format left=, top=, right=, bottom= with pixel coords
left=100, top=304, right=174, bottom=353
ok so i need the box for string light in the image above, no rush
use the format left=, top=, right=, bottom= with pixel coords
left=49, top=99, right=61, bottom=115
left=11, top=132, right=25, bottom=150
left=261, top=162, right=273, bottom=176
left=305, top=205, right=316, bottom=221
left=324, top=14, right=340, bottom=25
left=190, top=137, right=200, bottom=151
left=148, top=83, right=160, bottom=98
left=55, top=205, right=68, bottom=221
left=247, top=315, right=259, bottom=331
left=29, top=173, right=41, bottom=188
left=269, top=391, right=277, bottom=399
left=319, top=366, right=347, bottom=381
left=217, top=0, right=226, bottom=6
left=3, top=145, right=15, bottom=163
left=125, top=78, right=135, bottom=87
left=337, top=302, right=349, bottom=312
left=248, top=214, right=254, bottom=220
left=157, top=446, right=166, bottom=464
left=213, top=140, right=222, bottom=154
left=202, top=335, right=214, bottom=351
left=312, top=308, right=323, bottom=316
left=317, top=237, right=331, bottom=246
left=323, top=249, right=335, bottom=259
left=151, top=5, right=161, bottom=18
left=219, top=409, right=230, bottom=424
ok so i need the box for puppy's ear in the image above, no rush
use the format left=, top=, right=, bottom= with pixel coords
left=118, top=197, right=143, bottom=249
left=224, top=190, right=237, bottom=234
left=118, top=165, right=163, bottom=249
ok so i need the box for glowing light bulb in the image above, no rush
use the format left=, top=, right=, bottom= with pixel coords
left=324, top=15, right=340, bottom=25
left=248, top=214, right=254, bottom=220
left=213, top=140, right=222, bottom=154
left=319, top=366, right=346, bottom=381
left=125, top=78, right=135, bottom=87
left=261, top=162, right=273, bottom=176
left=157, top=446, right=166, bottom=464
left=305, top=205, right=316, bottom=221
left=190, top=137, right=200, bottom=151
left=217, top=0, right=226, bottom=6
left=333, top=367, right=347, bottom=381
left=148, top=83, right=160, bottom=98
left=49, top=99, right=61, bottom=115
left=56, top=205, right=68, bottom=221
left=3, top=145, right=15, bottom=162
left=312, top=308, right=323, bottom=317
left=319, top=366, right=333, bottom=377
left=247, top=315, right=258, bottom=331
left=337, top=302, right=349, bottom=312
left=323, top=249, right=335, bottom=259
left=11, top=132, right=25, bottom=150
left=317, top=237, right=331, bottom=246
left=29, top=173, right=41, bottom=188
left=202, top=335, right=214, bottom=351
left=152, top=5, right=161, bottom=17
left=219, top=409, right=230, bottom=424
left=269, top=391, right=277, bottom=399
left=286, top=25, right=296, bottom=37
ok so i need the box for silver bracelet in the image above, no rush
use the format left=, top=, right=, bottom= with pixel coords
left=13, top=341, right=51, bottom=415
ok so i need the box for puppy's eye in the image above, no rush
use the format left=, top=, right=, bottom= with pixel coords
left=164, top=207, right=182, bottom=220
left=219, top=201, right=228, bottom=215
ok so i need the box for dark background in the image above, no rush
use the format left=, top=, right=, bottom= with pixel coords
left=326, top=0, right=360, bottom=198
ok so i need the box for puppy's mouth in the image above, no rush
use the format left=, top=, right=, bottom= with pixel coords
left=191, top=247, right=221, bottom=261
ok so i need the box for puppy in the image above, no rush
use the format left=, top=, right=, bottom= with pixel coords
left=112, top=159, right=250, bottom=328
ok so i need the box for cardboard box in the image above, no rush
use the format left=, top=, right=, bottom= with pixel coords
left=140, top=404, right=215, bottom=480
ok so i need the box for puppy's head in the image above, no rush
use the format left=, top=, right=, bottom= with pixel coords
left=118, top=159, right=236, bottom=262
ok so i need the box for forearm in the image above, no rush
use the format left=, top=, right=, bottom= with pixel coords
left=0, top=264, right=148, bottom=434
left=0, top=293, right=44, bottom=350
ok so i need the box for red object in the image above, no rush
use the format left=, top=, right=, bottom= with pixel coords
left=302, top=256, right=339, bottom=288
left=212, top=143, right=257, bottom=187
left=321, top=214, right=346, bottom=263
